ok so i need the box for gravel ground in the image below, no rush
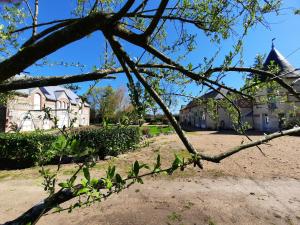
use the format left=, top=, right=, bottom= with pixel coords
left=1, top=131, right=299, bottom=225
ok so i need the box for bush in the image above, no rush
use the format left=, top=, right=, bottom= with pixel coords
left=0, top=132, right=56, bottom=168
left=69, top=126, right=140, bottom=159
left=285, top=118, right=300, bottom=129
left=284, top=118, right=300, bottom=136
left=0, top=126, right=140, bottom=168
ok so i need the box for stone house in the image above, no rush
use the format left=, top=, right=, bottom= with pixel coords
left=179, top=46, right=300, bottom=132
left=0, top=85, right=90, bottom=132
left=179, top=88, right=253, bottom=130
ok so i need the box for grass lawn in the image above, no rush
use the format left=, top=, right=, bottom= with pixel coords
left=140, top=125, right=173, bottom=136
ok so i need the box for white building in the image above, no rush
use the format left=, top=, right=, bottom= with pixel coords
left=0, top=85, right=90, bottom=132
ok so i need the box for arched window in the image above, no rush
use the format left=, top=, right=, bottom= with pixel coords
left=33, top=93, right=41, bottom=110
left=57, top=101, right=61, bottom=109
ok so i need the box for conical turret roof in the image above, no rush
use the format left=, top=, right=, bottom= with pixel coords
left=263, top=47, right=300, bottom=78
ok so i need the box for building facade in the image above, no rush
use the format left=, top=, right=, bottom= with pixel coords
left=0, top=86, right=90, bottom=132
left=179, top=47, right=300, bottom=132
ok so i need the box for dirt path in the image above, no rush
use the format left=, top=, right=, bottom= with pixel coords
left=0, top=131, right=300, bottom=225
left=1, top=177, right=299, bottom=225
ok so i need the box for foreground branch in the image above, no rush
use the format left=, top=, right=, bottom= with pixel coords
left=0, top=69, right=120, bottom=92
left=0, top=67, right=158, bottom=92
left=200, top=126, right=300, bottom=163
left=106, top=34, right=203, bottom=168
left=206, top=67, right=300, bottom=101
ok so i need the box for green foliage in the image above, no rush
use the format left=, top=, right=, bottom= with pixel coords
left=39, top=167, right=57, bottom=195
left=0, top=131, right=55, bottom=167
left=0, top=126, right=140, bottom=168
left=87, top=86, right=126, bottom=123
left=70, top=126, right=140, bottom=159
left=0, top=92, right=14, bottom=105
left=284, top=118, right=300, bottom=130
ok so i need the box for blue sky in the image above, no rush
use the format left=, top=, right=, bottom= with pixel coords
left=10, top=0, right=300, bottom=113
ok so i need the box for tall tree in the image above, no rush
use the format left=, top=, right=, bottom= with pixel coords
left=87, top=86, right=126, bottom=123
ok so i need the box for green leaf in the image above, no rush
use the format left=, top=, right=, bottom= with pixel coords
left=133, top=160, right=140, bottom=176
left=91, top=178, right=99, bottom=187
left=153, top=154, right=161, bottom=172
left=137, top=177, right=144, bottom=184
left=77, top=187, right=90, bottom=195
left=115, top=173, right=123, bottom=184
left=107, top=165, right=116, bottom=179
left=172, top=154, right=182, bottom=170
left=81, top=178, right=88, bottom=187
left=83, top=167, right=90, bottom=182
left=69, top=175, right=77, bottom=186
left=70, top=139, right=80, bottom=152
left=58, top=182, right=69, bottom=188
left=105, top=178, right=113, bottom=189
left=139, top=163, right=150, bottom=170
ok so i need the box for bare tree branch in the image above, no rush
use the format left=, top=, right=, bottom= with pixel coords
left=110, top=0, right=135, bottom=24
left=22, top=20, right=75, bottom=48
left=200, top=126, right=300, bottom=163
left=142, top=0, right=169, bottom=38
left=131, top=0, right=149, bottom=14
left=0, top=13, right=112, bottom=82
left=11, top=19, right=78, bottom=34
left=32, top=0, right=39, bottom=36
left=0, top=71, right=118, bottom=92
left=0, top=67, right=161, bottom=92
left=205, top=67, right=300, bottom=101
left=106, top=34, right=203, bottom=168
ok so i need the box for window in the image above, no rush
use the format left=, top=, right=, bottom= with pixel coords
left=264, top=114, right=269, bottom=124
left=79, top=103, right=82, bottom=114
left=33, top=93, right=41, bottom=110
left=57, top=101, right=61, bottom=109
left=201, top=112, right=206, bottom=120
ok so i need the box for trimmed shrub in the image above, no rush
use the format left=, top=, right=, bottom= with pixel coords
left=284, top=118, right=300, bottom=136
left=0, top=126, right=140, bottom=169
left=70, top=126, right=140, bottom=159
left=0, top=132, right=56, bottom=168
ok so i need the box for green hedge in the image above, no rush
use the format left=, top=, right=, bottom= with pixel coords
left=70, top=126, right=140, bottom=159
left=0, top=132, right=56, bottom=168
left=0, top=126, right=140, bottom=168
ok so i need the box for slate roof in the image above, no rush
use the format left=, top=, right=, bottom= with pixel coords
left=15, top=86, right=89, bottom=106
left=182, top=88, right=229, bottom=110
left=263, top=47, right=300, bottom=78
